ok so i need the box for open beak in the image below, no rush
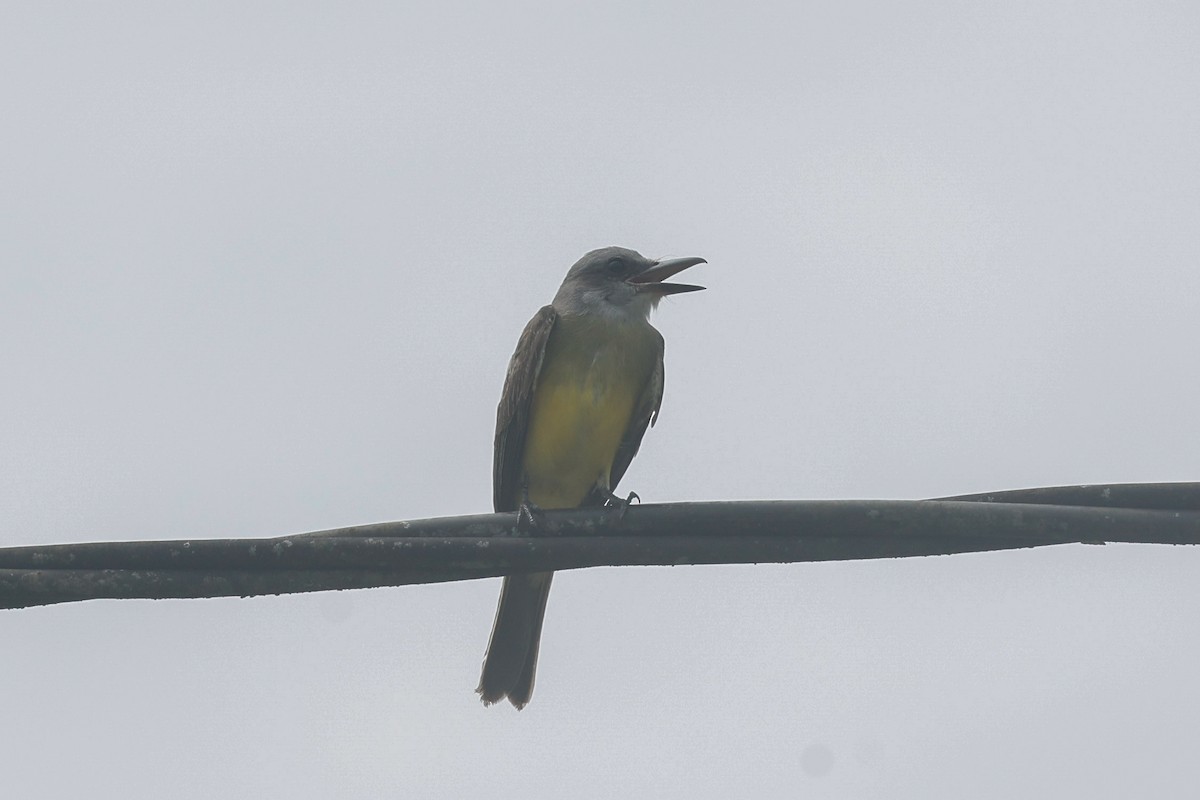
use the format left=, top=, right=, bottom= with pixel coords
left=627, top=256, right=707, bottom=296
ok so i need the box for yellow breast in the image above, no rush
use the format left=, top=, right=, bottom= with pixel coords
left=519, top=315, right=658, bottom=509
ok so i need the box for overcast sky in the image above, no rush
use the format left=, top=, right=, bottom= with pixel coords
left=3, top=1, right=1199, bottom=797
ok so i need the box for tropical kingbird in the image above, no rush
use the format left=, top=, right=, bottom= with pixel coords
left=477, top=246, right=706, bottom=708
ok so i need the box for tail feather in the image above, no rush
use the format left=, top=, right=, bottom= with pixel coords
left=477, top=571, right=554, bottom=708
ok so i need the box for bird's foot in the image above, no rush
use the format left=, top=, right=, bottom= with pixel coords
left=603, top=490, right=640, bottom=521
left=516, top=477, right=546, bottom=532
left=516, top=501, right=544, bottom=532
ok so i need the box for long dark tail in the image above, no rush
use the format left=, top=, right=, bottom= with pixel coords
left=476, top=571, right=554, bottom=709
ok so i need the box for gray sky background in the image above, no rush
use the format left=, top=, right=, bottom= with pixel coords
left=3, top=1, right=1199, bottom=797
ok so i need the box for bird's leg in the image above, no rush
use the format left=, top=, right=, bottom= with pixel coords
left=603, top=489, right=640, bottom=521
left=516, top=476, right=544, bottom=532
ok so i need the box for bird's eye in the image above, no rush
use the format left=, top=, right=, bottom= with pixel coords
left=604, top=258, right=625, bottom=275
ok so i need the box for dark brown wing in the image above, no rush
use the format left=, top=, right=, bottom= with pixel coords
left=493, top=305, right=558, bottom=512
left=586, top=330, right=665, bottom=506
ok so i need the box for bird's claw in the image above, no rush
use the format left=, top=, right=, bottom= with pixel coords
left=604, top=490, right=640, bottom=521
left=516, top=476, right=545, bottom=532
left=516, top=501, right=544, bottom=532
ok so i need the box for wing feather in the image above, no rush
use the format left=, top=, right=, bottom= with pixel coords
left=492, top=306, right=558, bottom=512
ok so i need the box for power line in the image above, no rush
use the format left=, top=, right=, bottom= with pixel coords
left=3, top=483, right=1198, bottom=610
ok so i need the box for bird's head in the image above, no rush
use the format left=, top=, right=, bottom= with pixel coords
left=553, top=246, right=706, bottom=319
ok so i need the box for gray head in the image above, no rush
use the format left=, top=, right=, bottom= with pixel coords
left=552, top=246, right=706, bottom=319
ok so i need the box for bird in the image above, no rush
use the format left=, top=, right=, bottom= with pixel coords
left=477, top=246, right=706, bottom=708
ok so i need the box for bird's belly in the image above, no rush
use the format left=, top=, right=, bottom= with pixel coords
left=521, top=375, right=639, bottom=509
